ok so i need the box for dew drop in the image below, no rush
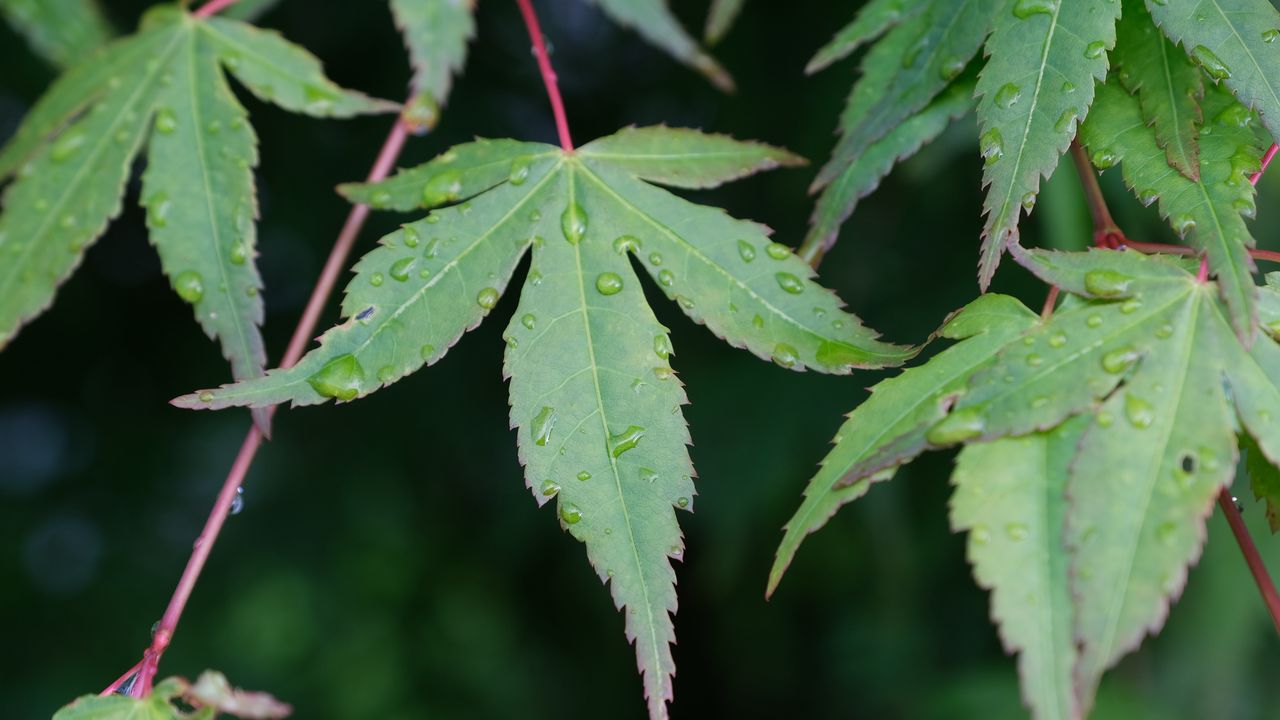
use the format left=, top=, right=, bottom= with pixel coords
left=561, top=202, right=587, bottom=244
left=521, top=313, right=536, bottom=330
left=531, top=405, right=557, bottom=446
left=1086, top=313, right=1103, bottom=328
left=50, top=132, right=86, bottom=162
left=676, top=496, right=690, bottom=508
left=1054, top=109, right=1078, bottom=134
left=1020, top=191, right=1037, bottom=212
left=508, top=156, right=531, bottom=185
left=613, top=235, right=641, bottom=254
left=420, top=344, right=436, bottom=359
left=402, top=226, right=420, bottom=248
left=1084, top=269, right=1132, bottom=297
left=658, top=269, right=675, bottom=287
left=1156, top=521, right=1178, bottom=545
left=560, top=503, right=582, bottom=524
left=1120, top=298, right=1142, bottom=314
left=389, top=257, right=415, bottom=282
left=369, top=272, right=384, bottom=287
left=1234, top=196, right=1257, bottom=218
left=1215, top=102, right=1253, bottom=128
left=173, top=270, right=204, bottom=304
left=765, top=242, right=790, bottom=260
left=654, top=334, right=673, bottom=360
left=541, top=479, right=561, bottom=497
left=649, top=252, right=663, bottom=266
left=1012, top=0, right=1056, bottom=18
left=577, top=471, right=592, bottom=482
left=477, top=287, right=500, bottom=309
left=1101, top=346, right=1139, bottom=374
left=422, top=170, right=463, bottom=206
left=1084, top=41, right=1107, bottom=59
left=306, top=354, right=365, bottom=401
left=595, top=272, right=624, bottom=295
left=737, top=240, right=756, bottom=262
left=1156, top=323, right=1174, bottom=339
left=926, top=407, right=985, bottom=445
left=1139, top=188, right=1159, bottom=207
left=155, top=109, right=177, bottom=134
left=640, top=468, right=659, bottom=483
left=199, top=391, right=214, bottom=403
left=1264, top=28, right=1280, bottom=44
left=1124, top=393, right=1155, bottom=429
left=609, top=425, right=646, bottom=457
left=146, top=192, right=171, bottom=229
left=994, top=83, right=1022, bottom=109
left=1091, top=148, right=1119, bottom=169
left=775, top=272, right=804, bottom=294
left=1026, top=353, right=1044, bottom=367
left=377, top=365, right=396, bottom=383
left=940, top=57, right=966, bottom=81
left=1005, top=523, right=1028, bottom=541
left=971, top=524, right=991, bottom=545
left=980, top=128, right=1004, bottom=166
left=1191, top=45, right=1231, bottom=80
left=229, top=486, right=245, bottom=515
left=1048, top=332, right=1066, bottom=348
left=772, top=342, right=799, bottom=368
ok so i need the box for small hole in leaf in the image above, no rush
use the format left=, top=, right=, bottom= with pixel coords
left=1180, top=454, right=1195, bottom=473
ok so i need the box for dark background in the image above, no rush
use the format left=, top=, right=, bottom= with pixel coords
left=3, top=1, right=1280, bottom=718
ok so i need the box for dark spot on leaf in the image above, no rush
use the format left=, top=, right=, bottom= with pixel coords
left=356, top=307, right=374, bottom=321
left=1180, top=454, right=1195, bottom=473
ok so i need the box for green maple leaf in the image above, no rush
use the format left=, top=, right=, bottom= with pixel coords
left=1114, top=0, right=1205, bottom=180
left=812, top=0, right=996, bottom=193
left=1080, top=77, right=1268, bottom=342
left=974, top=0, right=1120, bottom=287
left=703, top=0, right=745, bottom=45
left=951, top=417, right=1087, bottom=720
left=805, top=0, right=925, bottom=75
left=803, top=78, right=975, bottom=261
left=585, top=0, right=734, bottom=91
left=390, top=0, right=475, bottom=127
left=1146, top=0, right=1280, bottom=145
left=0, top=0, right=112, bottom=68
left=55, top=672, right=290, bottom=720
left=774, top=246, right=1280, bottom=715
left=0, top=6, right=394, bottom=410
left=174, top=125, right=912, bottom=719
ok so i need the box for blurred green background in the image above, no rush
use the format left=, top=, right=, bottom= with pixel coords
left=3, top=1, right=1280, bottom=718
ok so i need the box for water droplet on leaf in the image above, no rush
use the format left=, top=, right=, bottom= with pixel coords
left=561, top=202, right=587, bottom=244
left=532, top=406, right=557, bottom=446
left=307, top=354, right=365, bottom=401
left=595, top=272, right=624, bottom=295
left=174, top=270, right=204, bottom=304
left=609, top=425, right=645, bottom=457
left=477, top=287, right=499, bottom=309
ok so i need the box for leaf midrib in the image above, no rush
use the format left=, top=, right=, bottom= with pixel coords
left=182, top=29, right=258, bottom=377
left=565, top=163, right=666, bottom=702
left=1088, top=293, right=1199, bottom=675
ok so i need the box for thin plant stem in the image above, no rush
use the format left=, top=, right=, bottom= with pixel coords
left=1251, top=144, right=1279, bottom=186
left=1218, top=491, right=1280, bottom=635
left=123, top=120, right=411, bottom=697
left=193, top=0, right=241, bottom=19
left=514, top=0, right=574, bottom=151
left=1040, top=285, right=1060, bottom=320
left=1069, top=140, right=1125, bottom=249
